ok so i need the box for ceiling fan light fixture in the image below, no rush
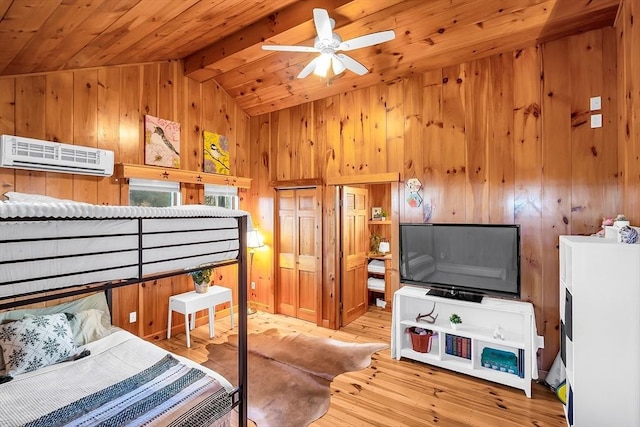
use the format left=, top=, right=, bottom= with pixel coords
left=264, top=8, right=396, bottom=79
left=314, top=52, right=332, bottom=77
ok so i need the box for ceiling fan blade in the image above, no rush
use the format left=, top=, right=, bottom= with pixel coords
left=262, top=45, right=319, bottom=53
left=335, top=53, right=368, bottom=75
left=338, top=30, right=396, bottom=51
left=297, top=57, right=320, bottom=79
left=331, top=53, right=346, bottom=75
left=313, top=8, right=333, bottom=42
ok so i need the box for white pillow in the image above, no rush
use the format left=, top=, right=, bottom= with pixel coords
left=68, top=309, right=108, bottom=346
left=0, top=293, right=112, bottom=374
left=0, top=313, right=78, bottom=376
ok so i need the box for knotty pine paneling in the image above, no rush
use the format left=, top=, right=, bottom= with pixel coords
left=402, top=74, right=423, bottom=224
left=254, top=27, right=618, bottom=370
left=0, top=61, right=250, bottom=339
left=15, top=76, right=46, bottom=195
left=0, top=78, right=15, bottom=194
left=97, top=67, right=122, bottom=206
left=618, top=0, right=640, bottom=221
left=513, top=46, right=543, bottom=343
left=421, top=69, right=443, bottom=225
left=73, top=70, right=99, bottom=204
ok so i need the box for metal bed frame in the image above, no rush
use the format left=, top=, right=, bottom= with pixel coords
left=0, top=214, right=249, bottom=426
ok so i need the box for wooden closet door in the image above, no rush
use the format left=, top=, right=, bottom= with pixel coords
left=276, top=188, right=321, bottom=323
left=341, top=186, right=368, bottom=326
left=277, top=190, right=297, bottom=317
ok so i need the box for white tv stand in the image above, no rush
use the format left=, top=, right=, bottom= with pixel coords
left=391, top=286, right=542, bottom=397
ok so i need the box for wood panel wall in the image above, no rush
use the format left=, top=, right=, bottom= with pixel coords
left=618, top=0, right=640, bottom=220
left=249, top=27, right=619, bottom=371
left=0, top=61, right=250, bottom=339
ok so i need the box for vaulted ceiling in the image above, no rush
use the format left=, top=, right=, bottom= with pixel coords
left=0, top=0, right=620, bottom=116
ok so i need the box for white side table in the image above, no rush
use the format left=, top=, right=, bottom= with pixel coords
left=167, top=285, right=234, bottom=348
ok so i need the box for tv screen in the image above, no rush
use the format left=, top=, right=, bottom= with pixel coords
left=399, top=223, right=521, bottom=302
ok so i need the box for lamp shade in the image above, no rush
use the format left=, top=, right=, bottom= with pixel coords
left=247, top=229, right=264, bottom=249
left=378, top=240, right=390, bottom=254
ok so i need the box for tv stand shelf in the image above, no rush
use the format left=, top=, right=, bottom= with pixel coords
left=391, top=286, right=541, bottom=397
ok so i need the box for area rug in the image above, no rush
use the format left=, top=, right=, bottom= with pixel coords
left=202, top=328, right=387, bottom=427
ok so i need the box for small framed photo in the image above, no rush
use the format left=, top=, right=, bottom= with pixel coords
left=372, top=207, right=382, bottom=219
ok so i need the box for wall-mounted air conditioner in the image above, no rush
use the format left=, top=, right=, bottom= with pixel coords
left=0, top=135, right=114, bottom=177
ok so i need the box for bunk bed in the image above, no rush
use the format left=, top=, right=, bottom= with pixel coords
left=0, top=197, right=250, bottom=426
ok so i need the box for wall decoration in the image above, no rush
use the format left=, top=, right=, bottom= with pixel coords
left=423, top=199, right=433, bottom=223
left=405, top=175, right=423, bottom=208
left=407, top=192, right=423, bottom=208
left=144, top=115, right=181, bottom=168
left=406, top=178, right=423, bottom=192
left=203, top=130, right=231, bottom=175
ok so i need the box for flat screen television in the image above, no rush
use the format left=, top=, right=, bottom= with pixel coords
left=399, top=223, right=521, bottom=302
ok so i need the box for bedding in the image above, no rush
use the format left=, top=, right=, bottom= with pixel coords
left=0, top=329, right=233, bottom=427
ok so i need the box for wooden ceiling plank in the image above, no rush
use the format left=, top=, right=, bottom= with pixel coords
left=0, top=0, right=61, bottom=74
left=0, top=0, right=12, bottom=18
left=113, top=0, right=246, bottom=63
left=63, top=0, right=200, bottom=70
left=167, top=0, right=300, bottom=59
left=184, top=0, right=353, bottom=81
left=3, top=0, right=114, bottom=75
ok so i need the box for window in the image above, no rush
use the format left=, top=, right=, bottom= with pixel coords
left=129, top=179, right=181, bottom=207
left=204, top=184, right=238, bottom=209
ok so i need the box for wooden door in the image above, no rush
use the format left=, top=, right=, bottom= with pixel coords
left=341, top=186, right=369, bottom=326
left=276, top=188, right=321, bottom=323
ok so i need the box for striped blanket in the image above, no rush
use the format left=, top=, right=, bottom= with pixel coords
left=26, top=355, right=231, bottom=427
left=0, top=330, right=232, bottom=427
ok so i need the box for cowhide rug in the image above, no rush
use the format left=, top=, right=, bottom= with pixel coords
left=202, top=328, right=387, bottom=427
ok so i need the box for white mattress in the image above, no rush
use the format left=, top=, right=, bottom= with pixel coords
left=0, top=329, right=232, bottom=426
left=0, top=200, right=251, bottom=220
left=0, top=201, right=252, bottom=298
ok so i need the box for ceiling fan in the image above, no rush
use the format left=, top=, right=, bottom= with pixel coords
left=262, top=8, right=396, bottom=79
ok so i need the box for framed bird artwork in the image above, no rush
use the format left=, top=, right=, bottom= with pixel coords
left=144, top=115, right=181, bottom=168
left=203, top=130, right=230, bottom=175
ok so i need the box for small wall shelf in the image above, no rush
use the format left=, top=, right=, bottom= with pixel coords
left=115, top=163, right=252, bottom=188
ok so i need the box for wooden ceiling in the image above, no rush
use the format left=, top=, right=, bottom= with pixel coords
left=0, top=0, right=620, bottom=116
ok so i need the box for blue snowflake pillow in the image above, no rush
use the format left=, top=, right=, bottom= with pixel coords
left=0, top=313, right=77, bottom=376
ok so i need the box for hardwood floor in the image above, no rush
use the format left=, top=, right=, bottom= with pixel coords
left=154, top=307, right=567, bottom=427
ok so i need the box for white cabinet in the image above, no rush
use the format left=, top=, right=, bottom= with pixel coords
left=391, top=286, right=541, bottom=397
left=559, top=236, right=640, bottom=426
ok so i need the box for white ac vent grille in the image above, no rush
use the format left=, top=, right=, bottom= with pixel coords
left=60, top=147, right=99, bottom=165
left=0, top=135, right=114, bottom=176
left=15, top=140, right=57, bottom=160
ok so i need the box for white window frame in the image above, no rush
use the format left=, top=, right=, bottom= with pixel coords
left=128, top=178, right=181, bottom=207
left=204, top=184, right=238, bottom=209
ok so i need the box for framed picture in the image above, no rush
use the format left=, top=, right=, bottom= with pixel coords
left=144, top=115, right=181, bottom=168
left=203, top=130, right=230, bottom=175
left=372, top=207, right=382, bottom=219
